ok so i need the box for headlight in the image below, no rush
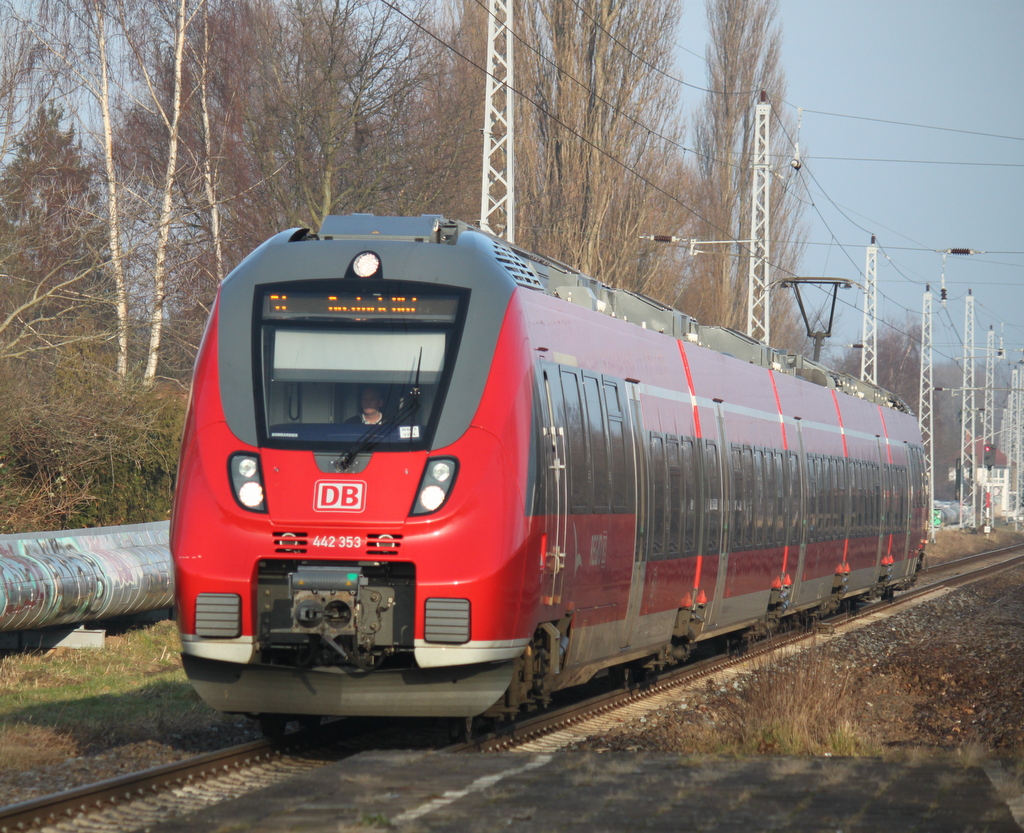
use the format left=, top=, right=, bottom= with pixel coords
left=411, top=456, right=458, bottom=516
left=238, top=481, right=265, bottom=509
left=351, top=251, right=381, bottom=278
left=229, top=452, right=267, bottom=513
left=418, top=485, right=446, bottom=512
left=430, top=460, right=453, bottom=482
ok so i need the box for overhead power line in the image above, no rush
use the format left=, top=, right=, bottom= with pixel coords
left=788, top=107, right=1024, bottom=142
left=810, top=156, right=1024, bottom=168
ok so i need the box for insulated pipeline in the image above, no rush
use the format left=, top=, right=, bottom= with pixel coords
left=0, top=521, right=172, bottom=632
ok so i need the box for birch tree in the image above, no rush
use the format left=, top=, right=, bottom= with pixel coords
left=22, top=0, right=200, bottom=383
left=137, top=0, right=191, bottom=384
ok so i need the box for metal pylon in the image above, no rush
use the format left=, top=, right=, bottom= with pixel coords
left=480, top=0, right=514, bottom=242
left=984, top=325, right=996, bottom=462
left=746, top=94, right=771, bottom=345
left=861, top=238, right=878, bottom=385
left=961, top=290, right=975, bottom=525
left=918, top=286, right=934, bottom=538
left=1012, top=365, right=1024, bottom=527
left=983, top=325, right=997, bottom=527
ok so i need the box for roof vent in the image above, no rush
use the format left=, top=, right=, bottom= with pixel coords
left=490, top=241, right=545, bottom=289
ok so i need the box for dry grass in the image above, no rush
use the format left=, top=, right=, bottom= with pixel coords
left=926, top=526, right=1024, bottom=565
left=718, top=648, right=880, bottom=756
left=0, top=620, right=231, bottom=772
left=608, top=646, right=883, bottom=758
left=0, top=724, right=79, bottom=770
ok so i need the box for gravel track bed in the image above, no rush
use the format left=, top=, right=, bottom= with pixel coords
left=569, top=562, right=1024, bottom=756
left=0, top=723, right=264, bottom=808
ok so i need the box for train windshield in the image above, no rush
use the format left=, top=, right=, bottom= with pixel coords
left=257, top=282, right=465, bottom=451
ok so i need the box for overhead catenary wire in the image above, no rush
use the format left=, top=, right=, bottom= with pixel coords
left=773, top=123, right=1019, bottom=361
left=784, top=106, right=1024, bottom=143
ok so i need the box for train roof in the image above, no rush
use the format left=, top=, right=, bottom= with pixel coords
left=315, top=214, right=912, bottom=415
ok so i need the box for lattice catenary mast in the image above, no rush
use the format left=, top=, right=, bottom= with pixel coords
left=860, top=237, right=878, bottom=385
left=746, top=92, right=771, bottom=345
left=918, top=285, right=934, bottom=539
left=480, top=0, right=514, bottom=242
left=1011, top=364, right=1024, bottom=529
left=961, top=290, right=976, bottom=526
left=982, top=325, right=996, bottom=528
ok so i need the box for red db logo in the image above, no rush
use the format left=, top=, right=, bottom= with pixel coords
left=314, top=480, right=366, bottom=512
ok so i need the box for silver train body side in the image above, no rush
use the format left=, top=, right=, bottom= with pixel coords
left=0, top=522, right=173, bottom=632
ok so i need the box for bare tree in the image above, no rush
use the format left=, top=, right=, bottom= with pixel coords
left=515, top=0, right=690, bottom=297
left=134, top=0, right=192, bottom=385
left=680, top=0, right=806, bottom=350
left=0, top=104, right=109, bottom=361
left=0, top=3, right=40, bottom=161
left=19, top=0, right=203, bottom=383
left=0, top=7, right=107, bottom=361
left=236, top=0, right=435, bottom=231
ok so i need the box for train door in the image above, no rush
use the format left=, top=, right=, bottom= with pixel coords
left=620, top=381, right=647, bottom=648
left=876, top=436, right=892, bottom=571
left=538, top=363, right=569, bottom=605
left=788, top=419, right=809, bottom=605
left=707, top=402, right=730, bottom=629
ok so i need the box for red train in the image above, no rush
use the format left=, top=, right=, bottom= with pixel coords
left=171, top=215, right=927, bottom=722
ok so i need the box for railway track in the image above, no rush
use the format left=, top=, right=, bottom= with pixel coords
left=4, top=544, right=1023, bottom=833
left=0, top=718, right=410, bottom=833
left=453, top=543, right=1024, bottom=754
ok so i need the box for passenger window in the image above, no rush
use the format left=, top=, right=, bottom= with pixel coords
left=753, top=448, right=766, bottom=549
left=584, top=375, right=610, bottom=513
left=560, top=369, right=589, bottom=514
left=731, top=445, right=744, bottom=552
left=667, top=437, right=682, bottom=557
left=605, top=381, right=631, bottom=513
left=704, top=441, right=721, bottom=554
left=650, top=435, right=666, bottom=558
left=682, top=439, right=697, bottom=555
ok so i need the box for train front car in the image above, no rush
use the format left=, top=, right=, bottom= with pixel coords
left=171, top=216, right=538, bottom=719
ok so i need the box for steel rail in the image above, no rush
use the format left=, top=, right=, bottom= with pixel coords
left=0, top=738, right=283, bottom=833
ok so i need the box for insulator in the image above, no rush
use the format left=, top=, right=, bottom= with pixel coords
left=948, top=248, right=972, bottom=255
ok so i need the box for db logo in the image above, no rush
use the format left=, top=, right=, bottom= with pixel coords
left=314, top=480, right=366, bottom=512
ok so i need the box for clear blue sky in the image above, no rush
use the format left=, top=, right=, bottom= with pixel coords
left=675, top=0, right=1024, bottom=369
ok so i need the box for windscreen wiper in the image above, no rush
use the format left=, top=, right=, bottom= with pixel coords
left=334, top=350, right=424, bottom=471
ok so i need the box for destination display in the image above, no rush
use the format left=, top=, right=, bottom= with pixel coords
left=263, top=290, right=459, bottom=323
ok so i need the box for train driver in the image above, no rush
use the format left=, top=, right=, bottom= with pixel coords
left=346, top=385, right=387, bottom=425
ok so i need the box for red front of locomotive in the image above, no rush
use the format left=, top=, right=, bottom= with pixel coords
left=171, top=220, right=543, bottom=717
